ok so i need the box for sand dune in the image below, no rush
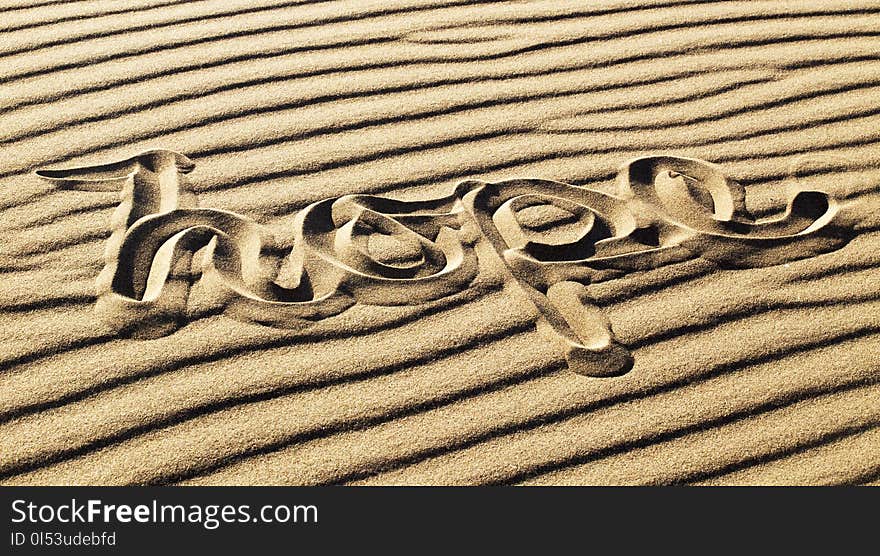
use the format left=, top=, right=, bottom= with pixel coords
left=1, top=0, right=878, bottom=485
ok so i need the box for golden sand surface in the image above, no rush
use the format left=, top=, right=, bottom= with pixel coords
left=1, top=0, right=879, bottom=485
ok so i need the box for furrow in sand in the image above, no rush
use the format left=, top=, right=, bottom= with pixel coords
left=167, top=108, right=880, bottom=216
left=2, top=0, right=733, bottom=49
left=0, top=0, right=327, bottom=34
left=3, top=227, right=110, bottom=259
left=605, top=261, right=880, bottom=345
left=2, top=7, right=875, bottom=143
left=1, top=5, right=875, bottom=117
left=0, top=197, right=117, bottom=234
left=0, top=295, right=93, bottom=315
left=162, top=322, right=880, bottom=485
left=0, top=332, right=119, bottom=379
left=0, top=268, right=96, bottom=311
left=4, top=22, right=877, bottom=126
left=0, top=0, right=93, bottom=13
left=618, top=228, right=880, bottom=308
left=4, top=0, right=798, bottom=37
left=3, top=272, right=876, bottom=484
left=542, top=74, right=880, bottom=134
left=0, top=184, right=55, bottom=214
left=2, top=292, right=877, bottom=480
left=516, top=389, right=880, bottom=485
left=338, top=332, right=880, bottom=486
left=835, top=465, right=880, bottom=486
left=3, top=0, right=869, bottom=64
left=681, top=423, right=880, bottom=485
left=0, top=0, right=508, bottom=60
left=625, top=295, right=880, bottom=350
left=780, top=258, right=880, bottom=285
left=3, top=18, right=880, bottom=176
left=16, top=54, right=875, bottom=191
left=0, top=0, right=196, bottom=31
left=0, top=57, right=780, bottom=148
left=0, top=242, right=103, bottom=279
left=0, top=261, right=797, bottom=466
left=0, top=323, right=545, bottom=479
left=0, top=263, right=41, bottom=274
left=0, top=276, right=507, bottom=409
left=182, top=80, right=880, bottom=171
left=15, top=70, right=880, bottom=209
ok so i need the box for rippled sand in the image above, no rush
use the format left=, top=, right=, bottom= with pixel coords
left=1, top=0, right=879, bottom=485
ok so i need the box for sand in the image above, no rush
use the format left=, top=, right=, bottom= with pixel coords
left=0, top=0, right=878, bottom=486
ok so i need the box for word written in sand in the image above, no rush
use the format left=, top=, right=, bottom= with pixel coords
left=37, top=151, right=851, bottom=378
